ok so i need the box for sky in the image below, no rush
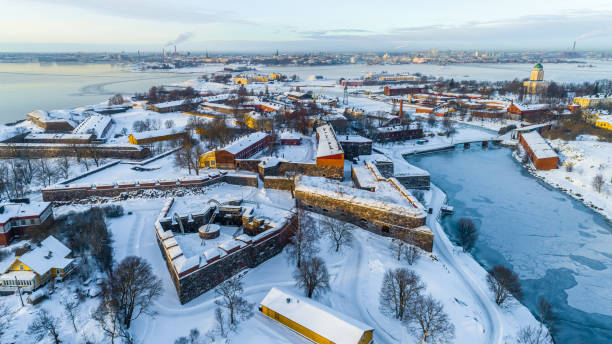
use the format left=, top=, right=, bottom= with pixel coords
left=1, top=0, right=612, bottom=53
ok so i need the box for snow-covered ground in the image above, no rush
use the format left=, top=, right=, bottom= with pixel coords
left=0, top=176, right=545, bottom=343
left=522, top=137, right=612, bottom=220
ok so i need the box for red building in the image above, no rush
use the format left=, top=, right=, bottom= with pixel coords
left=518, top=131, right=558, bottom=170
left=384, top=85, right=424, bottom=96
left=0, top=201, right=54, bottom=245
left=201, top=132, right=273, bottom=169
left=280, top=132, right=301, bottom=145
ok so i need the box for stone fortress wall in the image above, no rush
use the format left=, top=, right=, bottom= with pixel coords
left=154, top=198, right=297, bottom=304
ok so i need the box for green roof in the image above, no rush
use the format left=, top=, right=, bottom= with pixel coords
left=533, top=63, right=543, bottom=69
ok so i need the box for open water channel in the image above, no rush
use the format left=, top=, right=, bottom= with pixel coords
left=407, top=146, right=612, bottom=344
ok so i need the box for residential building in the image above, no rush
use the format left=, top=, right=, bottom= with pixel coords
left=0, top=201, right=53, bottom=246
left=200, top=132, right=273, bottom=169
left=573, top=94, right=612, bottom=108
left=595, top=115, right=612, bottom=130
left=0, top=236, right=75, bottom=292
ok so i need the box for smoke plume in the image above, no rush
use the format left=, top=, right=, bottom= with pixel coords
left=165, top=32, right=194, bottom=47
left=576, top=28, right=612, bottom=41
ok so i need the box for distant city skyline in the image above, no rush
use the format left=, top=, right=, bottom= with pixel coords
left=2, top=0, right=612, bottom=52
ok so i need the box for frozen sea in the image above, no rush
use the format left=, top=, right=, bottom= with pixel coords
left=3, top=60, right=612, bottom=123
left=407, top=146, right=612, bottom=344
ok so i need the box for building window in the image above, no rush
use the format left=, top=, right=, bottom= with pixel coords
left=20, top=265, right=24, bottom=270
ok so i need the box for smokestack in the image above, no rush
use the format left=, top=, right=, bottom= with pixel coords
left=174, top=45, right=177, bottom=54
left=572, top=41, right=576, bottom=52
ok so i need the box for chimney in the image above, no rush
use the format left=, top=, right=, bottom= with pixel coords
left=174, top=45, right=177, bottom=54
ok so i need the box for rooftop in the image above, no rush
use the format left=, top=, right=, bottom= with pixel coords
left=316, top=124, right=343, bottom=158
left=260, top=287, right=373, bottom=344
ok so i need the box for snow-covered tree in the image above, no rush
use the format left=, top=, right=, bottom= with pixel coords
left=409, top=294, right=455, bottom=343
left=214, top=274, right=253, bottom=326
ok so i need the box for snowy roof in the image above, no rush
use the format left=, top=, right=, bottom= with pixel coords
left=521, top=131, right=558, bottom=160
left=279, top=131, right=300, bottom=140
left=151, top=97, right=204, bottom=109
left=596, top=115, right=612, bottom=124
left=24, top=133, right=93, bottom=141
left=130, top=128, right=186, bottom=140
left=73, top=115, right=112, bottom=138
left=575, top=94, right=612, bottom=100
left=221, top=131, right=270, bottom=155
left=261, top=287, right=373, bottom=344
left=316, top=124, right=343, bottom=158
left=513, top=103, right=550, bottom=111
left=9, top=236, right=73, bottom=275
left=352, top=165, right=377, bottom=190
left=0, top=201, right=51, bottom=225
left=338, top=135, right=372, bottom=144
left=514, top=121, right=554, bottom=132
left=26, top=110, right=77, bottom=126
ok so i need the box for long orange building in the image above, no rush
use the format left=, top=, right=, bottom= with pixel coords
left=315, top=124, right=344, bottom=169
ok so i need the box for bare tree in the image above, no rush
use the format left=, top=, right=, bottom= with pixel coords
left=56, top=156, right=71, bottom=180
left=0, top=304, right=15, bottom=336
left=427, top=114, right=437, bottom=128
left=286, top=207, right=319, bottom=268
left=102, top=256, right=162, bottom=329
left=390, top=238, right=407, bottom=261
left=592, top=174, right=604, bottom=193
left=109, top=94, right=124, bottom=105
left=537, top=297, right=557, bottom=339
left=62, top=298, right=79, bottom=333
left=404, top=245, right=421, bottom=266
left=174, top=328, right=202, bottom=344
left=214, top=274, right=254, bottom=326
left=28, top=310, right=61, bottom=344
left=456, top=218, right=478, bottom=252
left=516, top=325, right=553, bottom=344
left=409, top=295, right=455, bottom=344
left=486, top=265, right=522, bottom=307
left=293, top=256, right=330, bottom=298
left=321, top=216, right=353, bottom=252
left=379, top=268, right=424, bottom=320
left=175, top=138, right=205, bottom=175
left=214, top=307, right=228, bottom=338
left=36, top=156, right=57, bottom=187
left=93, top=298, right=121, bottom=344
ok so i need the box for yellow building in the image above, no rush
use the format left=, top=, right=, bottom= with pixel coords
left=199, top=150, right=217, bottom=168
left=234, top=77, right=249, bottom=85
left=595, top=115, right=612, bottom=130
left=260, top=287, right=374, bottom=344
left=251, top=75, right=269, bottom=83
left=0, top=236, right=74, bottom=292
left=244, top=111, right=274, bottom=131
left=128, top=129, right=189, bottom=145
left=523, top=63, right=549, bottom=94
left=573, top=95, right=612, bottom=108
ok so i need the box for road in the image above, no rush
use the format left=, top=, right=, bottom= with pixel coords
left=428, top=184, right=504, bottom=344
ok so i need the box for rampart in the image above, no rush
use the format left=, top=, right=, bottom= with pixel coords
left=0, top=143, right=150, bottom=160
left=41, top=172, right=258, bottom=202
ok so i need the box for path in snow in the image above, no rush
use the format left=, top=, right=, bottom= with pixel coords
left=428, top=185, right=503, bottom=343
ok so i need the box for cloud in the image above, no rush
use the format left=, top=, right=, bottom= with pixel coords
left=21, top=0, right=254, bottom=25
left=292, top=11, right=612, bottom=50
